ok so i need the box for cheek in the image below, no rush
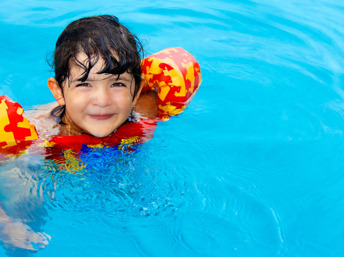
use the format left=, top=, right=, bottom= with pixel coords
left=64, top=93, right=87, bottom=115
left=112, top=91, right=134, bottom=107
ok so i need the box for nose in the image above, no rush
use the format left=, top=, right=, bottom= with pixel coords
left=93, top=87, right=112, bottom=107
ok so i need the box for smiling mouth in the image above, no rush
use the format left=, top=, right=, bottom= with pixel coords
left=89, top=114, right=114, bottom=120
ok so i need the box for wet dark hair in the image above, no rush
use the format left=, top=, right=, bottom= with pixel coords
left=50, top=15, right=143, bottom=123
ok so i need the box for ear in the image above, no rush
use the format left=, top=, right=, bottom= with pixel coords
left=132, top=80, right=145, bottom=106
left=47, top=77, right=65, bottom=106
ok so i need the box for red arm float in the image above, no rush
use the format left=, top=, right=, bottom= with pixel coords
left=141, top=47, right=201, bottom=119
left=0, top=95, right=39, bottom=159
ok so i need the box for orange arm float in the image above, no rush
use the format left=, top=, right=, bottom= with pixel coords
left=141, top=47, right=201, bottom=119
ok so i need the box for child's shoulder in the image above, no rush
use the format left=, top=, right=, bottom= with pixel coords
left=24, top=102, right=61, bottom=139
left=134, top=91, right=158, bottom=119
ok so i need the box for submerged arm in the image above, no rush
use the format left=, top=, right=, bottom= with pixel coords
left=0, top=206, right=50, bottom=250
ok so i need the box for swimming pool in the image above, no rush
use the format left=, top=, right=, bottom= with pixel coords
left=1, top=0, right=344, bottom=256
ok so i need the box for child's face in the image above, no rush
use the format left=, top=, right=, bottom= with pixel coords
left=60, top=53, right=139, bottom=137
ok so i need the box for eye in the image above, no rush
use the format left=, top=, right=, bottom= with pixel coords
left=112, top=82, right=126, bottom=87
left=76, top=83, right=91, bottom=87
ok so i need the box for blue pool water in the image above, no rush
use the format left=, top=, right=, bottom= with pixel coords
left=1, top=0, right=344, bottom=256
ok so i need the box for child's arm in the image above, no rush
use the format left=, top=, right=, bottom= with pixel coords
left=0, top=206, right=50, bottom=250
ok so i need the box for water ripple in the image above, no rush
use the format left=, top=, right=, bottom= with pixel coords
left=165, top=180, right=284, bottom=257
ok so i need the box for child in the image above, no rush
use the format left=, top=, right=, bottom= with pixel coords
left=0, top=14, right=200, bottom=250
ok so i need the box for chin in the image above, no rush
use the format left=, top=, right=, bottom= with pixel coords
left=85, top=129, right=115, bottom=138
left=93, top=132, right=114, bottom=138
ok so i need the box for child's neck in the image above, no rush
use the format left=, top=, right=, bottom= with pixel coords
left=61, top=115, right=84, bottom=136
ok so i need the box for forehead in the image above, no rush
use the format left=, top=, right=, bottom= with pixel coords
left=69, top=52, right=104, bottom=77
left=68, top=52, right=132, bottom=82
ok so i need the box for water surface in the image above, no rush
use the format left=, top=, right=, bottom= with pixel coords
left=1, top=0, right=344, bottom=256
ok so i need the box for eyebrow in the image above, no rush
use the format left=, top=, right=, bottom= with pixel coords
left=112, top=74, right=132, bottom=82
left=73, top=73, right=133, bottom=83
